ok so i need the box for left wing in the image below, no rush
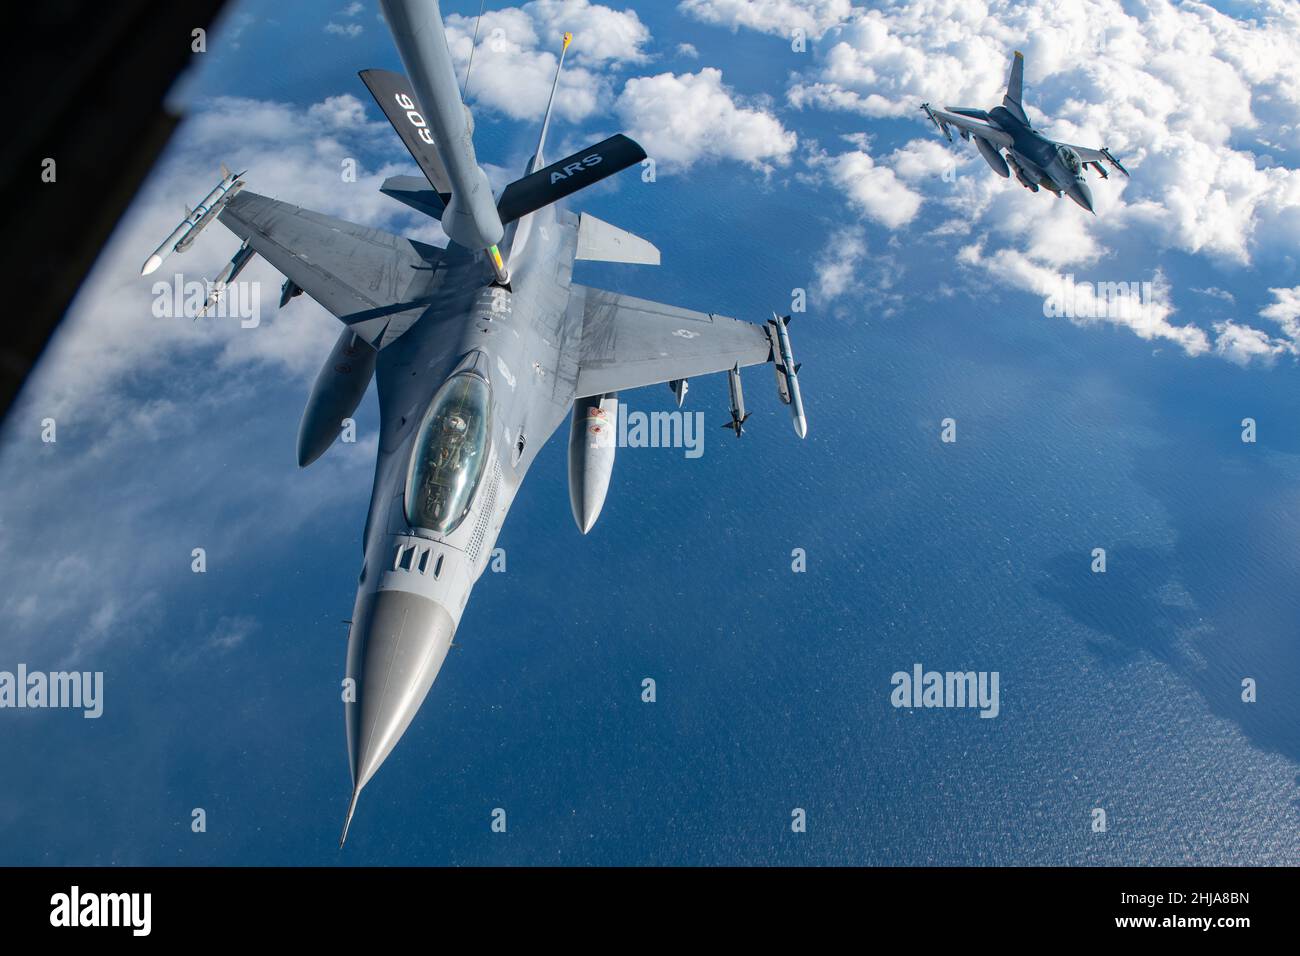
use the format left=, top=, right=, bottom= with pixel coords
left=218, top=191, right=442, bottom=346
left=921, top=103, right=1014, bottom=149
left=572, top=285, right=772, bottom=398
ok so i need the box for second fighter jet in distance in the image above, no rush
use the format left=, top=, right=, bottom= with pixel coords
left=921, top=51, right=1130, bottom=212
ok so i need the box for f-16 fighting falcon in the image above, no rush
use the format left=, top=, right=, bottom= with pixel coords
left=920, top=51, right=1130, bottom=212
left=139, top=0, right=807, bottom=846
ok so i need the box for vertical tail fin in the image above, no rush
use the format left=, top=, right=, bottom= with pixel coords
left=1002, top=50, right=1029, bottom=124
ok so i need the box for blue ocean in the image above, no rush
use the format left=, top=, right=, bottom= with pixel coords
left=0, top=0, right=1296, bottom=865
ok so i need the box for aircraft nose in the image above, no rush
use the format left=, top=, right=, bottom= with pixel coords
left=341, top=588, right=457, bottom=844
left=1068, top=180, right=1094, bottom=213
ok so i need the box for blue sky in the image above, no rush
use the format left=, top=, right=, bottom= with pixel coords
left=1, top=0, right=1298, bottom=863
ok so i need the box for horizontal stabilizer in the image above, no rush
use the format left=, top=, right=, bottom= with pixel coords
left=380, top=175, right=447, bottom=219
left=497, top=134, right=647, bottom=225
left=576, top=213, right=660, bottom=265
left=359, top=68, right=453, bottom=195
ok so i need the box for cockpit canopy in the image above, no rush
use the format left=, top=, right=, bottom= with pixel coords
left=1059, top=145, right=1082, bottom=176
left=404, top=371, right=492, bottom=535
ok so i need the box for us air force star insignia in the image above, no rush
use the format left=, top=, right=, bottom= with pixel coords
left=672, top=329, right=699, bottom=339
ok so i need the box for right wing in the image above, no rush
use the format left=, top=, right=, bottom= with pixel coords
left=1058, top=143, right=1131, bottom=178
left=921, top=104, right=1014, bottom=150
left=218, top=191, right=442, bottom=346
left=572, top=285, right=772, bottom=398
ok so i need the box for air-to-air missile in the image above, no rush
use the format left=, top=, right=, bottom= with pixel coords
left=567, top=392, right=619, bottom=533
left=198, top=238, right=256, bottom=316
left=666, top=378, right=689, bottom=407
left=767, top=314, right=807, bottom=439
left=139, top=164, right=245, bottom=276
left=723, top=364, right=749, bottom=437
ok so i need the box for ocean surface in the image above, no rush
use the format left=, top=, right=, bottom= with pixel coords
left=0, top=1, right=1297, bottom=865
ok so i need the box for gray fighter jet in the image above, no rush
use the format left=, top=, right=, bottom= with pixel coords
left=920, top=51, right=1130, bottom=212
left=142, top=0, right=806, bottom=845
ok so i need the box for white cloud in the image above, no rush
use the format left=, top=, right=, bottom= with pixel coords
left=957, top=243, right=1211, bottom=355
left=813, top=226, right=868, bottom=301
left=887, top=137, right=967, bottom=183
left=616, top=68, right=797, bottom=171
left=1192, top=286, right=1236, bottom=304
left=1213, top=320, right=1287, bottom=366
left=307, top=93, right=369, bottom=128
left=679, top=0, right=854, bottom=39
left=1259, top=285, right=1300, bottom=344
left=443, top=0, right=651, bottom=124
left=676, top=42, right=700, bottom=59
left=324, top=21, right=363, bottom=38
left=817, top=148, right=923, bottom=229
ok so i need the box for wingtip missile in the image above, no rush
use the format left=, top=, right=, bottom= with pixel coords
left=1100, top=147, right=1130, bottom=178
left=768, top=314, right=808, bottom=439
left=139, top=167, right=244, bottom=277
left=920, top=102, right=952, bottom=142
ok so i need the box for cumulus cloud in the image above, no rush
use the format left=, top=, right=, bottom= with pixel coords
left=886, top=137, right=968, bottom=183
left=679, top=0, right=854, bottom=39
left=1259, top=286, right=1300, bottom=345
left=616, top=68, right=797, bottom=171
left=816, top=148, right=923, bottom=228
left=813, top=226, right=869, bottom=302
left=443, top=0, right=651, bottom=123
left=956, top=243, right=1211, bottom=355
left=1213, top=320, right=1288, bottom=366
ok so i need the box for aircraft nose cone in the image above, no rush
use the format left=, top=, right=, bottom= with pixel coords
left=1068, top=180, right=1094, bottom=213
left=342, top=589, right=457, bottom=840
